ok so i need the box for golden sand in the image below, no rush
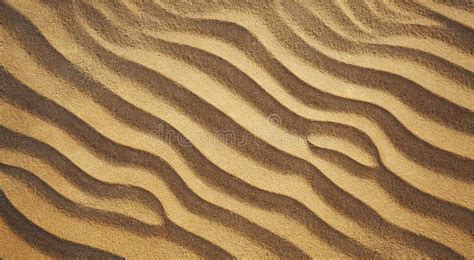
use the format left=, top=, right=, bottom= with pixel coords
left=0, top=0, right=473, bottom=258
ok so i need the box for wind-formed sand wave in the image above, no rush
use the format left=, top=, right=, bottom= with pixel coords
left=1, top=0, right=473, bottom=258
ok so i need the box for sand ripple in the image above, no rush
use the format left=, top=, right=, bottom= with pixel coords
left=0, top=0, right=473, bottom=258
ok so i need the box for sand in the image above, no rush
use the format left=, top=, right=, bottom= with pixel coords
left=0, top=0, right=473, bottom=258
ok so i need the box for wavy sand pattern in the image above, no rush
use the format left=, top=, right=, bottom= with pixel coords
left=0, top=0, right=473, bottom=258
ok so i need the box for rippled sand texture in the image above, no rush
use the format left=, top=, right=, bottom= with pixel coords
left=1, top=0, right=473, bottom=258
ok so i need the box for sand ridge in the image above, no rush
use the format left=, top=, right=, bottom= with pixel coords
left=0, top=0, right=473, bottom=258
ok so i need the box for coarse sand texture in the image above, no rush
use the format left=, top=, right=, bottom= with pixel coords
left=0, top=0, right=473, bottom=258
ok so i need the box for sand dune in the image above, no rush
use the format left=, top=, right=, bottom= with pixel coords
left=0, top=0, right=473, bottom=258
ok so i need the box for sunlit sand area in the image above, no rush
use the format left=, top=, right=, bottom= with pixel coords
left=0, top=0, right=473, bottom=258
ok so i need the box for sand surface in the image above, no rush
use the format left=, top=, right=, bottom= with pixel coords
left=0, top=0, right=473, bottom=258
